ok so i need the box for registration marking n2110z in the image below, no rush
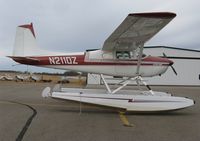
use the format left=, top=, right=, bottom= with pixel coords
left=49, top=56, right=78, bottom=65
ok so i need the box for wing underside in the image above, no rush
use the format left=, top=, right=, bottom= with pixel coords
left=102, top=12, right=176, bottom=51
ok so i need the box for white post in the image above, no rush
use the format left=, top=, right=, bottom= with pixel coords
left=79, top=92, right=82, bottom=114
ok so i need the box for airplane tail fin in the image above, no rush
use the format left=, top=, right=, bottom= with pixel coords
left=13, top=23, right=40, bottom=56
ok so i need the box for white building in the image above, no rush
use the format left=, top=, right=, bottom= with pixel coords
left=87, top=46, right=200, bottom=86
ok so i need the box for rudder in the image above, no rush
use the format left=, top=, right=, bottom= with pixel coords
left=13, top=23, right=39, bottom=56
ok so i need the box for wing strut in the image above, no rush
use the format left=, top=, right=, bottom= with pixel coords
left=136, top=43, right=144, bottom=75
left=100, top=74, right=154, bottom=95
left=100, top=74, right=134, bottom=94
left=100, top=74, right=112, bottom=93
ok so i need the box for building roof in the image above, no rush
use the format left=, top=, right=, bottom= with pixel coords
left=144, top=46, right=200, bottom=53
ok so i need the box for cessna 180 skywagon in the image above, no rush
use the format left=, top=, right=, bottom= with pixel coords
left=9, top=12, right=194, bottom=112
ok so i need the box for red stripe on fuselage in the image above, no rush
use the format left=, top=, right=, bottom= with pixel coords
left=11, top=55, right=172, bottom=66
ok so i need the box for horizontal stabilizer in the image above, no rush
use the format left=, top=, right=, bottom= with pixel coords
left=7, top=56, right=40, bottom=64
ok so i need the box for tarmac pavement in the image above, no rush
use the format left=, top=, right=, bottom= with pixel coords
left=0, top=81, right=199, bottom=141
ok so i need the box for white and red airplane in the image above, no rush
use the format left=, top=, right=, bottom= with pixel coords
left=9, top=12, right=194, bottom=112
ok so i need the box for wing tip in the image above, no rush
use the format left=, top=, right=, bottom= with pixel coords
left=129, top=12, right=176, bottom=18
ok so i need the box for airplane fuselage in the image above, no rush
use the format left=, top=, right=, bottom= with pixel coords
left=11, top=50, right=173, bottom=77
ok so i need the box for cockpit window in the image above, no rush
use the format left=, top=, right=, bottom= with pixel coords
left=116, top=51, right=130, bottom=59
left=116, top=51, right=146, bottom=60
left=142, top=54, right=146, bottom=58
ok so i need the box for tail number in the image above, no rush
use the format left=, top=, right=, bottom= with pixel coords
left=49, top=56, right=78, bottom=65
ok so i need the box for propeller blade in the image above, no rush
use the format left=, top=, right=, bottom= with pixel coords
left=162, top=52, right=167, bottom=58
left=171, top=65, right=178, bottom=75
left=163, top=52, right=178, bottom=75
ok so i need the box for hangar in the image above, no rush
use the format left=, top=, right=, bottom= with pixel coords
left=87, top=46, right=200, bottom=86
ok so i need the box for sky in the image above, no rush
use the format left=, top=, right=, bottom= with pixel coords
left=0, top=0, right=199, bottom=73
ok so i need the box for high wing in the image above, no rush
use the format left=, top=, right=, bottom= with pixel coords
left=102, top=12, right=176, bottom=51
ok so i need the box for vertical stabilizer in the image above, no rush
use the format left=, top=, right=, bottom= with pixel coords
left=13, top=23, right=39, bottom=56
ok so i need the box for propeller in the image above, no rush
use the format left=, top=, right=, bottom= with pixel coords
left=162, top=53, right=177, bottom=75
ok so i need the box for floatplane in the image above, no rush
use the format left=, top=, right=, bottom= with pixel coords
left=9, top=12, right=194, bottom=112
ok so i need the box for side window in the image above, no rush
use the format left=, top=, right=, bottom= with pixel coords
left=116, top=51, right=130, bottom=60
left=123, top=51, right=130, bottom=59
left=116, top=51, right=123, bottom=59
